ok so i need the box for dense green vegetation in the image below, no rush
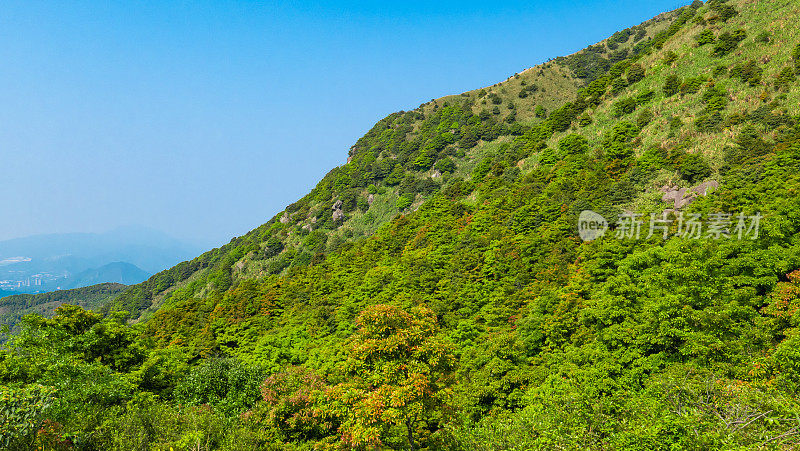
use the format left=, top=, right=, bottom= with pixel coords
left=3, top=0, right=800, bottom=449
left=0, top=283, right=127, bottom=339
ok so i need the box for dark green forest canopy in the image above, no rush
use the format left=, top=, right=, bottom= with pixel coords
left=4, top=0, right=800, bottom=449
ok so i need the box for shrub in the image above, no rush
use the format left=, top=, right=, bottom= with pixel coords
left=676, top=153, right=712, bottom=182
left=680, top=76, right=706, bottom=95
left=435, top=157, right=456, bottom=174
left=755, top=31, right=771, bottom=44
left=534, top=105, right=547, bottom=119
left=730, top=60, right=763, bottom=86
left=558, top=134, right=590, bottom=155
left=664, top=51, right=678, bottom=65
left=709, top=0, right=738, bottom=22
left=695, top=29, right=715, bottom=46
left=663, top=74, right=681, bottom=97
left=636, top=109, right=654, bottom=129
left=712, top=64, right=728, bottom=78
left=396, top=194, right=413, bottom=210
left=547, top=103, right=576, bottom=132
left=0, top=384, right=56, bottom=450
left=578, top=113, right=593, bottom=127
left=610, top=77, right=628, bottom=95
left=173, top=358, right=266, bottom=417
left=612, top=97, right=638, bottom=117
left=712, top=29, right=746, bottom=56
left=626, top=63, right=645, bottom=84
left=774, top=67, right=796, bottom=91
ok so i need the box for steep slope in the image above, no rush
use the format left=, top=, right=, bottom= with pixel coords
left=5, top=0, right=800, bottom=449
left=104, top=5, right=687, bottom=320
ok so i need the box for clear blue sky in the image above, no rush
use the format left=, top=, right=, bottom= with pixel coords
left=0, top=0, right=688, bottom=247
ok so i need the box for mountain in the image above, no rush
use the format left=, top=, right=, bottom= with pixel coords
left=0, top=226, right=201, bottom=294
left=63, top=262, right=150, bottom=289
left=4, top=1, right=800, bottom=449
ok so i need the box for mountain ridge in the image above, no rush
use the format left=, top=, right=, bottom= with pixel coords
left=5, top=1, right=800, bottom=448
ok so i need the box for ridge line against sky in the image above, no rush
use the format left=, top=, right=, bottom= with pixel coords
left=0, top=0, right=688, bottom=247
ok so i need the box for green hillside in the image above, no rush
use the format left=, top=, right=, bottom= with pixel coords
left=0, top=283, right=127, bottom=337
left=4, top=0, right=800, bottom=449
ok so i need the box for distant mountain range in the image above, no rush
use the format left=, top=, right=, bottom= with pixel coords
left=0, top=226, right=202, bottom=294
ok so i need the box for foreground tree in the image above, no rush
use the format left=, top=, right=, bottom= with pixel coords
left=328, top=304, right=456, bottom=450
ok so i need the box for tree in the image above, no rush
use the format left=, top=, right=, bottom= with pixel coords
left=626, top=63, right=645, bottom=84
left=328, top=305, right=455, bottom=450
left=712, top=29, right=746, bottom=56
left=695, top=29, right=715, bottom=46
left=558, top=134, right=589, bottom=155
left=663, top=74, right=680, bottom=97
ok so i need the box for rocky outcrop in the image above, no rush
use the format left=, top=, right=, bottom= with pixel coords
left=367, top=194, right=375, bottom=206
left=660, top=180, right=719, bottom=209
left=332, top=199, right=344, bottom=221
left=279, top=212, right=290, bottom=224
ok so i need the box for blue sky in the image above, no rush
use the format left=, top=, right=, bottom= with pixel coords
left=0, top=0, right=688, bottom=247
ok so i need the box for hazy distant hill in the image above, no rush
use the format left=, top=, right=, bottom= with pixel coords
left=0, top=226, right=200, bottom=294
left=64, top=262, right=150, bottom=289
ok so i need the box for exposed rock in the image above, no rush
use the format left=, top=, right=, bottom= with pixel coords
left=347, top=155, right=353, bottom=164
left=367, top=194, right=375, bottom=205
left=660, top=180, right=719, bottom=209
left=691, top=180, right=719, bottom=196
left=332, top=199, right=344, bottom=221
left=280, top=212, right=289, bottom=224
left=431, top=169, right=441, bottom=179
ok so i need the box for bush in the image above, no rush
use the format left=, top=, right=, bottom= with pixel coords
left=435, top=157, right=456, bottom=174
left=0, top=384, right=56, bottom=450
left=712, top=29, right=746, bottom=56
left=664, top=51, right=678, bottom=65
left=774, top=67, right=796, bottom=91
left=636, top=109, right=654, bottom=129
left=396, top=194, right=413, bottom=210
left=612, top=97, right=637, bottom=117
left=174, top=358, right=266, bottom=417
left=695, top=29, right=715, bottom=46
left=709, top=0, right=738, bottom=22
left=626, top=63, right=645, bottom=84
left=610, top=77, right=627, bottom=95
left=663, top=74, right=681, bottom=97
left=680, top=76, right=706, bottom=95
left=730, top=60, right=763, bottom=86
left=676, top=153, right=712, bottom=182
left=558, top=134, right=589, bottom=155
left=534, top=105, right=547, bottom=119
